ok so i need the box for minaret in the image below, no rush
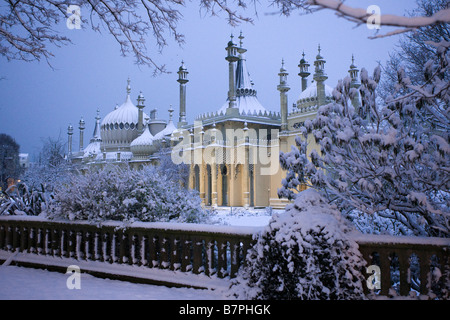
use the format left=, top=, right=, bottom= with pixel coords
left=225, top=34, right=239, bottom=109
left=313, top=44, right=328, bottom=107
left=277, top=59, right=290, bottom=132
left=348, top=55, right=361, bottom=108
left=137, top=91, right=145, bottom=134
left=79, top=117, right=85, bottom=152
left=67, top=124, right=73, bottom=156
left=177, top=61, right=189, bottom=129
left=298, top=51, right=310, bottom=92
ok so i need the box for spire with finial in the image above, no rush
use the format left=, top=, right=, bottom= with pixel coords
left=237, top=31, right=247, bottom=54
left=91, top=108, right=102, bottom=142
left=225, top=34, right=239, bottom=109
left=278, top=59, right=290, bottom=132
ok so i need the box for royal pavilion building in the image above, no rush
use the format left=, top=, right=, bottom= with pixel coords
left=66, top=33, right=361, bottom=209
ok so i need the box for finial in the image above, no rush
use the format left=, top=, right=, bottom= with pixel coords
left=168, top=105, right=174, bottom=120
left=352, top=54, right=355, bottom=65
left=318, top=44, right=321, bottom=55
left=126, top=77, right=131, bottom=95
left=96, top=109, right=100, bottom=120
left=302, top=51, right=305, bottom=59
left=281, top=58, right=285, bottom=68
left=239, top=31, right=244, bottom=47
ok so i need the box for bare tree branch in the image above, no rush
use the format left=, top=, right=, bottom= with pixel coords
left=270, top=0, right=450, bottom=38
left=0, top=0, right=254, bottom=73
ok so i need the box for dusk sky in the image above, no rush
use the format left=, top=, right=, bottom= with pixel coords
left=0, top=0, right=418, bottom=158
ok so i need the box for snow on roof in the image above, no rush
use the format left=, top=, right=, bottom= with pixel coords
left=101, top=95, right=149, bottom=126
left=218, top=95, right=268, bottom=115
left=130, top=125, right=154, bottom=147
left=298, top=81, right=334, bottom=100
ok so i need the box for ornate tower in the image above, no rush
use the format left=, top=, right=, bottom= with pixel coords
left=313, top=44, right=328, bottom=107
left=177, top=61, right=189, bottom=129
left=277, top=59, right=290, bottom=132
left=348, top=55, right=361, bottom=108
left=78, top=117, right=85, bottom=152
left=67, top=124, right=73, bottom=156
left=137, top=91, right=145, bottom=134
left=298, top=51, right=310, bottom=92
left=225, top=34, right=239, bottom=110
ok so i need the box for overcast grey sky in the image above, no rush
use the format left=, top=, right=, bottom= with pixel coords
left=0, top=0, right=419, bottom=158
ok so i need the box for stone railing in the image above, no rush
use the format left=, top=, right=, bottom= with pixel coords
left=0, top=216, right=448, bottom=297
left=0, top=216, right=258, bottom=284
left=353, top=233, right=449, bottom=297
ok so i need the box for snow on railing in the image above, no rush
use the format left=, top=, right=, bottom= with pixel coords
left=0, top=216, right=260, bottom=280
left=0, top=216, right=448, bottom=297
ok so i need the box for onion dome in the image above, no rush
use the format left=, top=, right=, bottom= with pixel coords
left=130, top=118, right=155, bottom=159
left=100, top=78, right=149, bottom=151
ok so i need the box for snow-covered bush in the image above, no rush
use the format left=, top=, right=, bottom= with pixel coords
left=48, top=165, right=208, bottom=224
left=229, top=189, right=366, bottom=300
left=279, top=43, right=450, bottom=237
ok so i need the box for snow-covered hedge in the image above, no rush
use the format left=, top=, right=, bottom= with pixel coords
left=229, top=189, right=366, bottom=300
left=47, top=165, right=208, bottom=224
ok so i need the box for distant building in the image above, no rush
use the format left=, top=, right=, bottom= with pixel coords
left=19, top=153, right=29, bottom=169
left=66, top=33, right=361, bottom=209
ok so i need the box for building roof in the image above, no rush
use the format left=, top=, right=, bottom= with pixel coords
left=298, top=81, right=334, bottom=101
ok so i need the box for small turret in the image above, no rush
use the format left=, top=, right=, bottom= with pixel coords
left=137, top=91, right=145, bottom=134
left=277, top=59, right=290, bottom=132
left=225, top=34, right=239, bottom=109
left=298, top=51, right=310, bottom=92
left=177, top=61, right=189, bottom=128
left=313, top=44, right=328, bottom=107
left=78, top=117, right=85, bottom=152
left=67, top=124, right=74, bottom=155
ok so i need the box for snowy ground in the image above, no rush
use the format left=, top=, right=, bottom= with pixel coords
left=0, top=207, right=275, bottom=300
left=0, top=265, right=227, bottom=300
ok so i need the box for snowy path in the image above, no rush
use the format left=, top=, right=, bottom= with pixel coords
left=0, top=265, right=227, bottom=300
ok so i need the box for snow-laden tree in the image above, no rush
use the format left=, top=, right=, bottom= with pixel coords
left=229, top=189, right=366, bottom=300
left=379, top=0, right=450, bottom=97
left=47, top=165, right=208, bottom=224
left=278, top=41, right=449, bottom=237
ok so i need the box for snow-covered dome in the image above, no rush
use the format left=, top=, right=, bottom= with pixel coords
left=298, top=81, right=334, bottom=101
left=130, top=125, right=154, bottom=159
left=100, top=81, right=149, bottom=150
